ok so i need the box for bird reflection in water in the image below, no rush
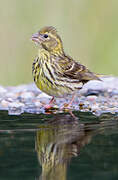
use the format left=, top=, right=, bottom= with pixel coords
left=35, top=113, right=98, bottom=180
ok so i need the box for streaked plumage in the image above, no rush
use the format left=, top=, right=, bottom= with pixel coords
left=32, top=26, right=100, bottom=99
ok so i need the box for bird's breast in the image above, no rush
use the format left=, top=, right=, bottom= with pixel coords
left=32, top=55, right=83, bottom=97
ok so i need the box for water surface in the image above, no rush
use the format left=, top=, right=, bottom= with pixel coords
left=0, top=111, right=118, bottom=180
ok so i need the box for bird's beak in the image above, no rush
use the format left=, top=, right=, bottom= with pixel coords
left=31, top=32, right=40, bottom=43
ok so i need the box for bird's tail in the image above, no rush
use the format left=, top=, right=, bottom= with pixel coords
left=96, top=73, right=106, bottom=77
left=95, top=73, right=110, bottom=81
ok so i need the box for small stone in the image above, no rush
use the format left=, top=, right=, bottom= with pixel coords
left=103, top=77, right=118, bottom=90
left=109, top=89, right=118, bottom=96
left=8, top=102, right=25, bottom=108
left=79, top=102, right=84, bottom=106
left=88, top=106, right=92, bottom=111
left=8, top=102, right=25, bottom=115
left=8, top=108, right=24, bottom=115
left=79, top=102, right=85, bottom=110
left=0, top=86, right=7, bottom=95
left=91, top=104, right=99, bottom=111
left=37, top=93, right=52, bottom=103
left=82, top=80, right=105, bottom=92
left=34, top=101, right=42, bottom=107
left=87, top=95, right=97, bottom=102
left=0, top=86, right=7, bottom=93
left=20, top=92, right=35, bottom=99
left=7, top=98, right=14, bottom=102
left=1, top=100, right=9, bottom=108
left=6, top=92, right=19, bottom=99
left=7, top=83, right=40, bottom=94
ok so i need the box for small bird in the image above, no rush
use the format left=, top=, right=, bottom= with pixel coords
left=31, top=26, right=100, bottom=107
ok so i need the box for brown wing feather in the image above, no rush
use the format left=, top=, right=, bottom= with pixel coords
left=58, top=56, right=100, bottom=83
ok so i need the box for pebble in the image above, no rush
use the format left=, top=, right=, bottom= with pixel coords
left=1, top=100, right=9, bottom=108
left=37, top=93, right=52, bottom=103
left=91, top=104, right=99, bottom=111
left=5, top=92, right=19, bottom=99
left=34, top=101, right=42, bottom=107
left=0, top=86, right=7, bottom=94
left=20, top=91, right=35, bottom=99
left=86, top=95, right=97, bottom=102
left=8, top=102, right=25, bottom=115
left=80, top=80, right=105, bottom=95
left=8, top=102, right=25, bottom=108
left=8, top=108, right=24, bottom=115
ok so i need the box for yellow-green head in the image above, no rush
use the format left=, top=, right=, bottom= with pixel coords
left=31, top=26, right=63, bottom=54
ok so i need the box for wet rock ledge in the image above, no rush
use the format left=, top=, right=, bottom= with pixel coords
left=0, top=76, right=118, bottom=116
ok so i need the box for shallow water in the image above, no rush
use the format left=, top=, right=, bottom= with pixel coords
left=0, top=111, right=118, bottom=180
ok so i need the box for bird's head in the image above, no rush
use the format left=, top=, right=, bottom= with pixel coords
left=31, top=26, right=63, bottom=54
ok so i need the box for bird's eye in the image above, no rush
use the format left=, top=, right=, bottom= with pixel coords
left=43, top=34, right=48, bottom=38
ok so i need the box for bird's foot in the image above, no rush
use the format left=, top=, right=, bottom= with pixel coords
left=44, top=104, right=53, bottom=110
left=44, top=96, right=55, bottom=110
left=61, top=93, right=76, bottom=110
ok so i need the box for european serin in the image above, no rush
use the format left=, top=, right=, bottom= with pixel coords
left=31, top=26, right=100, bottom=107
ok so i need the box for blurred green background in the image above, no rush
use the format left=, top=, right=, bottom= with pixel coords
left=0, top=0, right=118, bottom=86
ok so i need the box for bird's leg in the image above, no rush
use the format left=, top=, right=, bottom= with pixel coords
left=49, top=96, right=55, bottom=104
left=44, top=96, right=55, bottom=109
left=63, top=93, right=76, bottom=109
left=68, top=93, right=76, bottom=107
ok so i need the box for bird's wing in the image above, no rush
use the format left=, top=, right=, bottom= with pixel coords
left=58, top=56, right=100, bottom=83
